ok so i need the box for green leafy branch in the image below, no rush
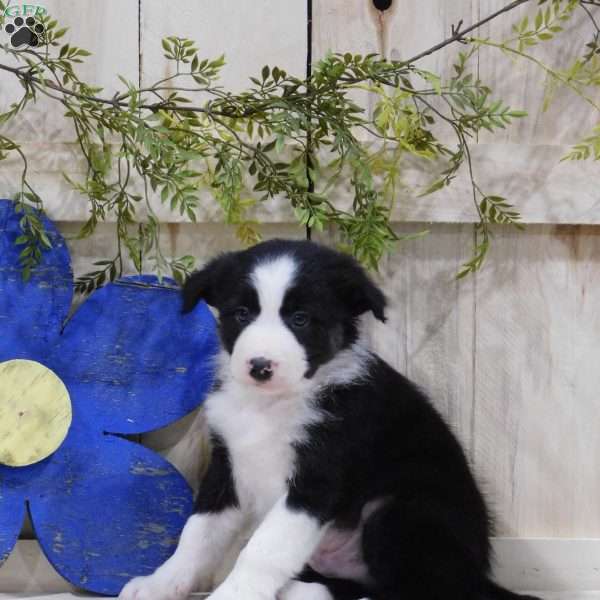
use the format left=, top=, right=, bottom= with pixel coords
left=468, top=0, right=600, bottom=168
left=0, top=0, right=597, bottom=291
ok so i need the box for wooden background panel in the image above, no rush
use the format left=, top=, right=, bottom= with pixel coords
left=141, top=0, right=307, bottom=93
left=407, top=143, right=600, bottom=224
left=478, top=0, right=598, bottom=147
left=139, top=0, right=307, bottom=224
left=1, top=0, right=139, bottom=140
left=377, top=223, right=600, bottom=537
left=312, top=0, right=600, bottom=224
left=60, top=220, right=307, bottom=280
left=316, top=143, right=600, bottom=224
left=0, top=1, right=307, bottom=223
left=0, top=1, right=139, bottom=218
left=312, top=0, right=477, bottom=114
left=369, top=224, right=477, bottom=449
left=2, top=1, right=599, bottom=224
left=473, top=224, right=600, bottom=537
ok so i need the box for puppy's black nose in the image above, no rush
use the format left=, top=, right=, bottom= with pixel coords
left=249, top=357, right=273, bottom=382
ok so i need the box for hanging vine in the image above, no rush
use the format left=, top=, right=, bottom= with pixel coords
left=0, top=0, right=598, bottom=291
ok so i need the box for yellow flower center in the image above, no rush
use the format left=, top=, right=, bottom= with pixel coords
left=0, top=359, right=72, bottom=467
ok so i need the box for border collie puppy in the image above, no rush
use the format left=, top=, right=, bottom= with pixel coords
left=120, top=240, right=539, bottom=600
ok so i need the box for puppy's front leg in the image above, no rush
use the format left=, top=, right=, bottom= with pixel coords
left=120, top=431, right=244, bottom=600
left=120, top=508, right=244, bottom=600
left=209, top=495, right=324, bottom=600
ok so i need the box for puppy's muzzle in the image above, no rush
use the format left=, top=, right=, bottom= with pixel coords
left=248, top=357, right=274, bottom=382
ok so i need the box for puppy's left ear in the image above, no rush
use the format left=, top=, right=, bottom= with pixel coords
left=351, top=270, right=387, bottom=322
left=182, top=251, right=238, bottom=313
left=335, top=257, right=387, bottom=322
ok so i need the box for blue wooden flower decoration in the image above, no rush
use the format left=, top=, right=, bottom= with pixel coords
left=0, top=199, right=219, bottom=594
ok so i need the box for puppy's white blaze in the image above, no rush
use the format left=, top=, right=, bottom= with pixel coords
left=230, top=255, right=308, bottom=392
left=213, top=496, right=324, bottom=598
left=251, top=255, right=297, bottom=316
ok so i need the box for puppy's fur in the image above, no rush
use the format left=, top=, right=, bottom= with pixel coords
left=120, top=240, right=540, bottom=600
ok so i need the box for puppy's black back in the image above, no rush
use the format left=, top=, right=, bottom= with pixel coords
left=291, top=355, right=537, bottom=600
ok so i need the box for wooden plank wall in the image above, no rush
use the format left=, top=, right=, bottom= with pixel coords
left=0, top=0, right=599, bottom=539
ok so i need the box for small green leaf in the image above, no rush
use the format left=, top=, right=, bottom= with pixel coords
left=418, top=179, right=446, bottom=197
left=535, top=11, right=543, bottom=30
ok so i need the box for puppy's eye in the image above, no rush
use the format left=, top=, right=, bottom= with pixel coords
left=234, top=307, right=251, bottom=324
left=291, top=311, right=309, bottom=328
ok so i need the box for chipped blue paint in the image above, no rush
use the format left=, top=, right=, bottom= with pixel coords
left=0, top=199, right=220, bottom=594
left=0, top=199, right=72, bottom=365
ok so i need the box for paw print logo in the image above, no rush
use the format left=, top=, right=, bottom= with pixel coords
left=4, top=16, right=45, bottom=48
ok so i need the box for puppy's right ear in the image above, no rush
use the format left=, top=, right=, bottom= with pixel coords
left=182, top=252, right=237, bottom=313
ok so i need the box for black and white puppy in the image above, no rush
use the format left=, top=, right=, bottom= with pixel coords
left=120, top=240, right=539, bottom=600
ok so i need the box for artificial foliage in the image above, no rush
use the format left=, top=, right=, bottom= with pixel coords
left=0, top=0, right=599, bottom=290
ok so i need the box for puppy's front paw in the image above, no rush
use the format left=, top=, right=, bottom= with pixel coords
left=209, top=578, right=270, bottom=600
left=209, top=590, right=266, bottom=600
left=119, top=567, right=198, bottom=600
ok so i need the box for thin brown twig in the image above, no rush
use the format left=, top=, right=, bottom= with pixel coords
left=580, top=0, right=600, bottom=34
left=402, top=0, right=532, bottom=65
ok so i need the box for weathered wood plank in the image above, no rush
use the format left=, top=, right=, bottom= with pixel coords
left=312, top=0, right=600, bottom=225
left=2, top=2, right=598, bottom=224
left=59, top=221, right=307, bottom=283
left=5, top=140, right=599, bottom=224
left=378, top=222, right=600, bottom=537
left=494, top=538, right=600, bottom=592
left=473, top=224, right=600, bottom=537
left=477, top=0, right=598, bottom=147
left=370, top=223, right=476, bottom=450
left=391, top=144, right=600, bottom=224
left=140, top=0, right=307, bottom=93
left=137, top=0, right=307, bottom=224
left=0, top=1, right=139, bottom=218
left=313, top=0, right=477, bottom=72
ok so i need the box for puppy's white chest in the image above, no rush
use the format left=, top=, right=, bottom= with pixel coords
left=206, top=385, right=315, bottom=519
left=228, top=408, right=295, bottom=517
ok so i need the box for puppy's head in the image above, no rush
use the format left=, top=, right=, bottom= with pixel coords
left=182, top=240, right=386, bottom=394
